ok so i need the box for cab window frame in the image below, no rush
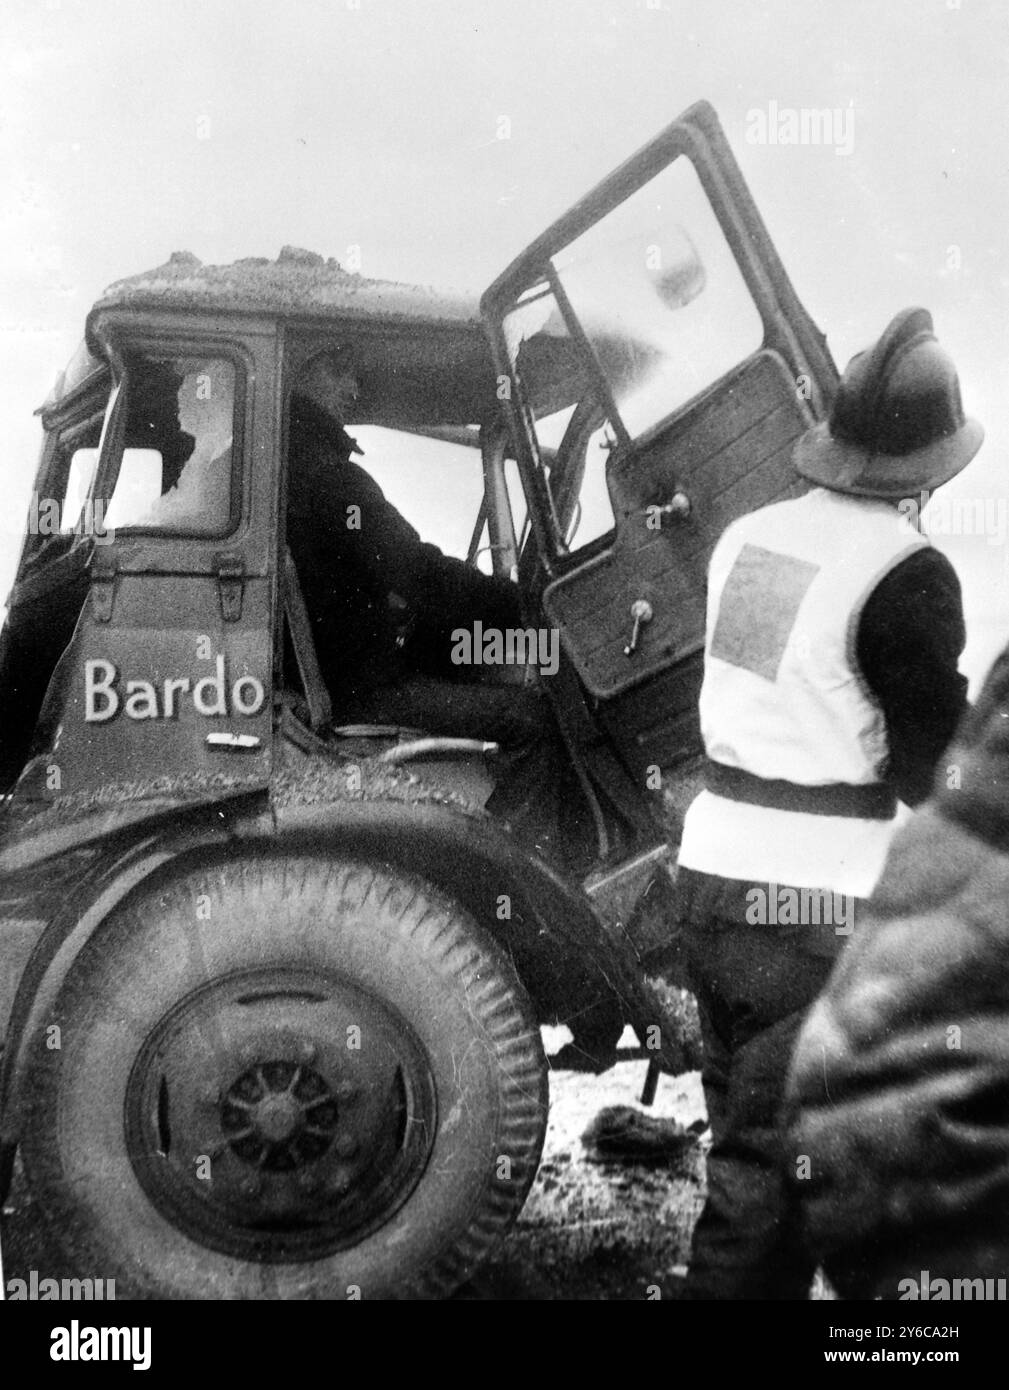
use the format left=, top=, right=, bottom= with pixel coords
left=19, top=370, right=114, bottom=572
left=92, top=338, right=249, bottom=542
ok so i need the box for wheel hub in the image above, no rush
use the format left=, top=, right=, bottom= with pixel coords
left=125, top=966, right=437, bottom=1261
left=223, top=1061, right=338, bottom=1166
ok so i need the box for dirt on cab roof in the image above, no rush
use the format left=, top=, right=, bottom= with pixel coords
left=91, top=245, right=483, bottom=327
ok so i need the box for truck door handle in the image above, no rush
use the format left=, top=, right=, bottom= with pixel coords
left=623, top=599, right=654, bottom=656
left=647, top=491, right=691, bottom=526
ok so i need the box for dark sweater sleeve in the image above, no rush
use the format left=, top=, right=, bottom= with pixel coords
left=855, top=546, right=968, bottom=807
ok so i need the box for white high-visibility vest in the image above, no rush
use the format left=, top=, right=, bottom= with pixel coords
left=678, top=487, right=929, bottom=897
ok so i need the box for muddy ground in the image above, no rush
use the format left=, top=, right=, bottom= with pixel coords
left=461, top=1028, right=707, bottom=1300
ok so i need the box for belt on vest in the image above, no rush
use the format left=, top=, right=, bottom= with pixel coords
left=704, top=759, right=897, bottom=820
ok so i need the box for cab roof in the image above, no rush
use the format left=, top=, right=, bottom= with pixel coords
left=89, top=246, right=483, bottom=328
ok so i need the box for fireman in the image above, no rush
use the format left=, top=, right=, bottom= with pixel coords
left=675, top=308, right=982, bottom=1298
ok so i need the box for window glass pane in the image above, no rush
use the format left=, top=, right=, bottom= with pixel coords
left=60, top=448, right=100, bottom=532
left=103, top=356, right=236, bottom=534
left=553, top=156, right=763, bottom=439
left=568, top=421, right=618, bottom=548
left=472, top=519, right=494, bottom=576
left=503, top=456, right=528, bottom=554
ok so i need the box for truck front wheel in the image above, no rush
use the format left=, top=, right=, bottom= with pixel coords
left=21, top=853, right=548, bottom=1299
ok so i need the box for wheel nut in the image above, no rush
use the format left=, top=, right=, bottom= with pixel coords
left=334, top=1135, right=359, bottom=1159
left=297, top=1170, right=320, bottom=1193
left=298, top=1041, right=317, bottom=1063
left=335, top=1080, right=359, bottom=1102
left=329, top=1168, right=353, bottom=1195
left=239, top=1175, right=262, bottom=1199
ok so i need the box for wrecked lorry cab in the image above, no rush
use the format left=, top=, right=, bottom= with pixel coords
left=0, top=100, right=837, bottom=1299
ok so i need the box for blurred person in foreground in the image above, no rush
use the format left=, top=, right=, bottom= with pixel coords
left=785, top=587, right=1009, bottom=1301
left=673, top=308, right=982, bottom=1298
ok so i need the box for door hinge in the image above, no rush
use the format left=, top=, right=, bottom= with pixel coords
left=214, top=552, right=245, bottom=622
left=90, top=551, right=117, bottom=623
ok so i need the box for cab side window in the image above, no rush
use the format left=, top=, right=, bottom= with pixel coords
left=345, top=426, right=498, bottom=569
left=101, top=355, right=240, bottom=536
left=47, top=408, right=108, bottom=540
left=19, top=385, right=111, bottom=570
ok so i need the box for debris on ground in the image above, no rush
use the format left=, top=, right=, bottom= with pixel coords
left=582, top=1105, right=707, bottom=1163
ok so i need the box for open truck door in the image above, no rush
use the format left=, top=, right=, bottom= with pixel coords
left=480, top=100, right=839, bottom=796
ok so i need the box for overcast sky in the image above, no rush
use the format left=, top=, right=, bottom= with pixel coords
left=2, top=0, right=1007, bottom=681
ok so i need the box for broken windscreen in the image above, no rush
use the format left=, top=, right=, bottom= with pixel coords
left=88, top=354, right=241, bottom=536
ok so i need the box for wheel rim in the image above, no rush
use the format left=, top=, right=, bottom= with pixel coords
left=125, top=966, right=438, bottom=1261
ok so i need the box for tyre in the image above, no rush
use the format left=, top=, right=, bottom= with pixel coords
left=21, top=853, right=548, bottom=1299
